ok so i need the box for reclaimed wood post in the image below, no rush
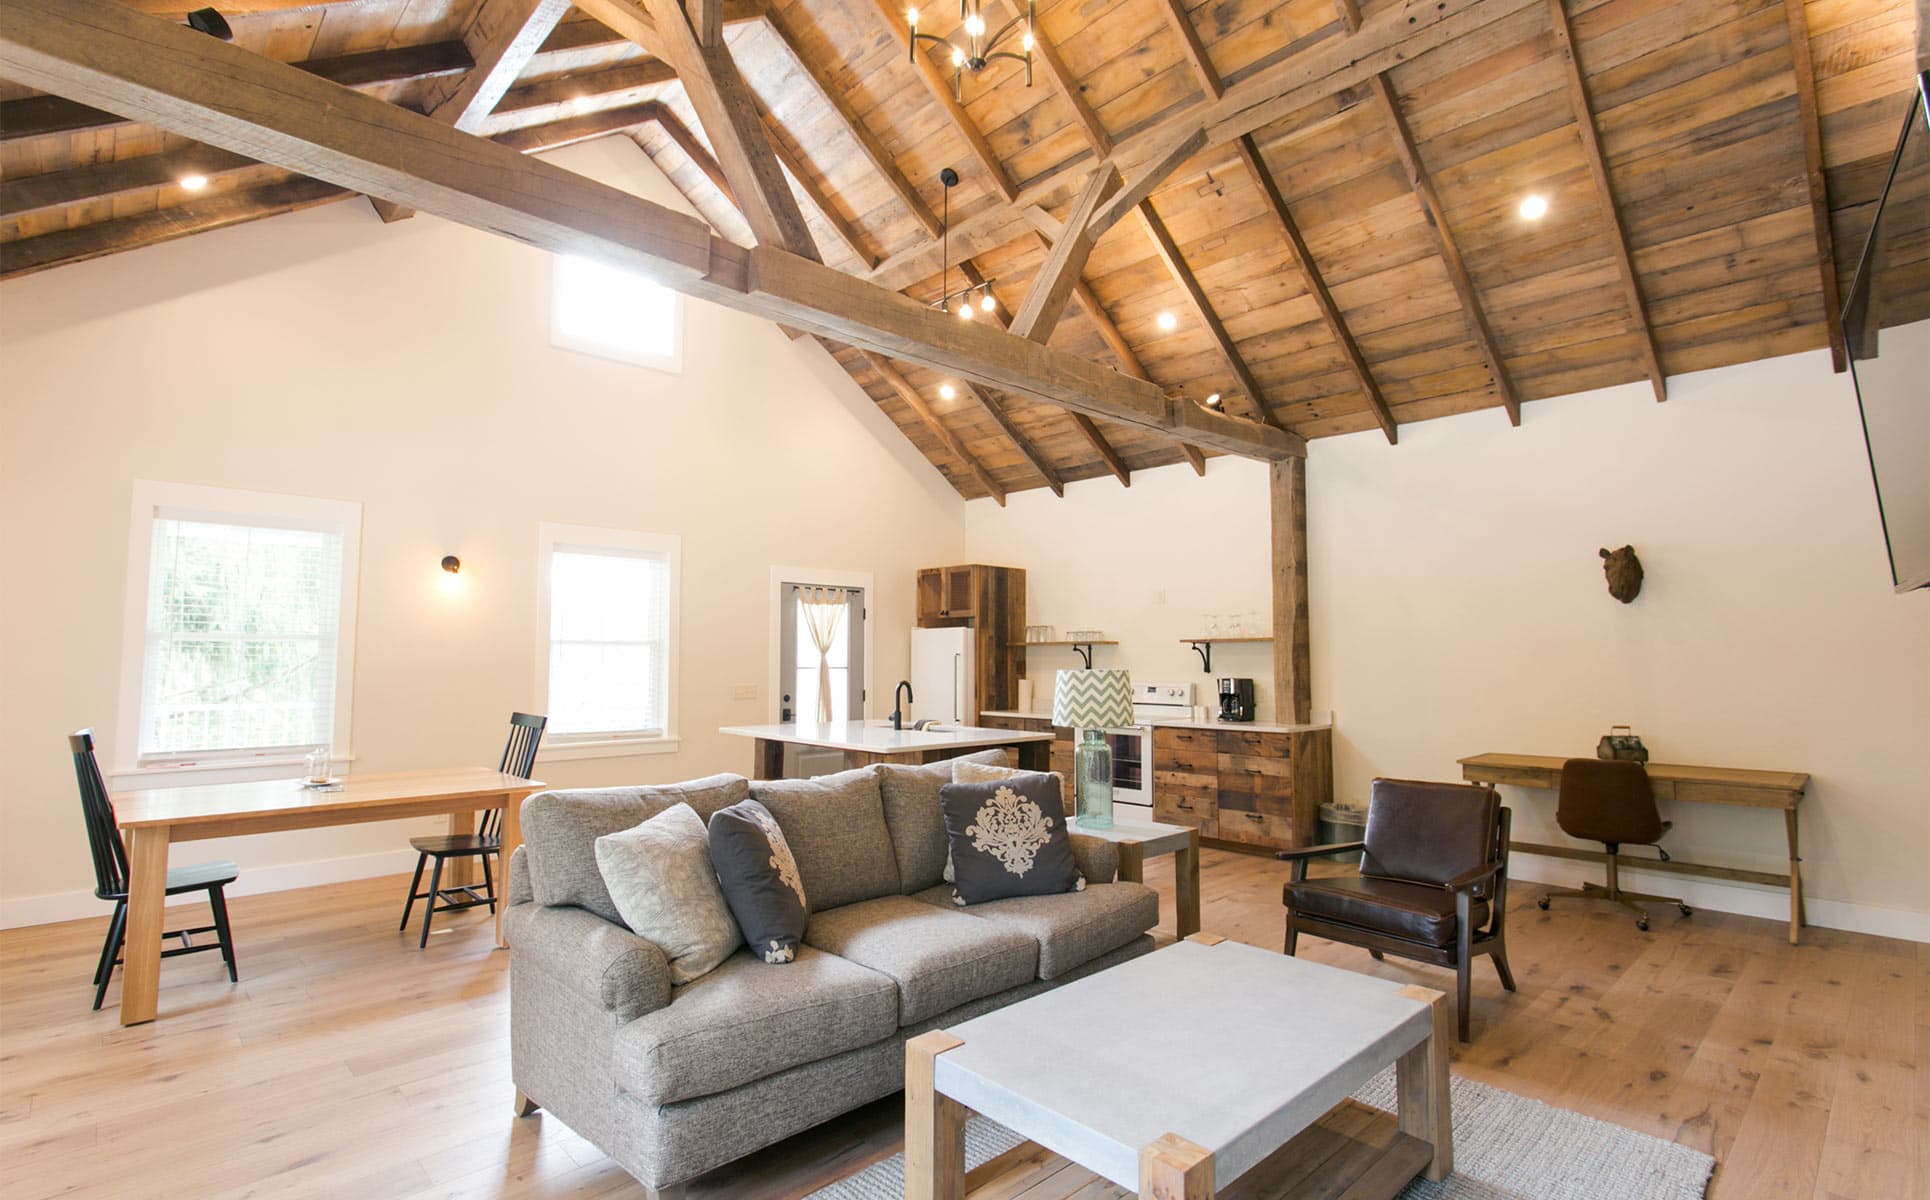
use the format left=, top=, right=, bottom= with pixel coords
left=1270, top=457, right=1311, bottom=725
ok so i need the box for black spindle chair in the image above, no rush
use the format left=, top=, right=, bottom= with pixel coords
left=72, top=729, right=240, bottom=1011
left=400, top=713, right=546, bottom=948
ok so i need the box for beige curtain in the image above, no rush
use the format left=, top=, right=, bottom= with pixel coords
left=799, top=587, right=848, bottom=723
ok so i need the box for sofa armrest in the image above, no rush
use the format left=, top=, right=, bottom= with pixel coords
left=1069, top=833, right=1120, bottom=884
left=505, top=900, right=673, bottom=1023
left=507, top=844, right=534, bottom=907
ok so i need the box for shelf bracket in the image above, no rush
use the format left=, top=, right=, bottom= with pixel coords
left=1189, top=640, right=1211, bottom=672
left=1073, top=642, right=1095, bottom=669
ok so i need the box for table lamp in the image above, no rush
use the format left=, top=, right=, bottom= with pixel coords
left=1052, top=668, right=1133, bottom=830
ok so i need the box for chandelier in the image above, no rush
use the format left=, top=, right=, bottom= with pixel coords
left=932, top=168, right=999, bottom=320
left=907, top=0, right=1036, bottom=101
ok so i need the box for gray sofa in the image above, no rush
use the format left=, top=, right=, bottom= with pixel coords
left=503, top=750, right=1158, bottom=1198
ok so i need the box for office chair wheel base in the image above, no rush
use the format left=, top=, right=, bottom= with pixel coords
left=1636, top=916, right=1650, bottom=932
left=1679, top=904, right=1693, bottom=917
left=1536, top=896, right=1550, bottom=910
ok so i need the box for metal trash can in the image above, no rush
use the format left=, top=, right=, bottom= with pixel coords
left=1316, top=803, right=1366, bottom=865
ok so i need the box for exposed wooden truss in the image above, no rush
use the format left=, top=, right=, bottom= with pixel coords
left=860, top=350, right=1009, bottom=503
left=1542, top=0, right=1667, bottom=402
left=0, top=0, right=1300, bottom=460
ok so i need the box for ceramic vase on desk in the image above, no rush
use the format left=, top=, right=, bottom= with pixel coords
left=1052, top=669, right=1133, bottom=830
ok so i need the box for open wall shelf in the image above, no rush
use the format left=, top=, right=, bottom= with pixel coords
left=1181, top=636, right=1273, bottom=672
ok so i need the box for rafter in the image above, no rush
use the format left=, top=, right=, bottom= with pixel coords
left=1157, top=0, right=1223, bottom=99
left=488, top=56, right=678, bottom=128
left=1544, top=0, right=1666, bottom=401
left=757, top=108, right=878, bottom=268
left=1134, top=201, right=1283, bottom=430
left=0, top=0, right=1303, bottom=461
left=651, top=104, right=737, bottom=203
left=864, top=0, right=1019, bottom=202
left=1366, top=72, right=1520, bottom=425
left=372, top=0, right=572, bottom=221
left=954, top=260, right=1080, bottom=495
left=1781, top=0, right=1848, bottom=373
left=763, top=9, right=942, bottom=239
left=1, top=144, right=254, bottom=219
left=577, top=0, right=817, bottom=256
left=1012, top=164, right=1122, bottom=342
left=493, top=100, right=664, bottom=153
left=861, top=350, right=1008, bottom=503
left=1235, top=134, right=1396, bottom=444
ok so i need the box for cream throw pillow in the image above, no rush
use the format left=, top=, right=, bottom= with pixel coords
left=594, top=802, right=742, bottom=985
left=947, top=761, right=1071, bottom=883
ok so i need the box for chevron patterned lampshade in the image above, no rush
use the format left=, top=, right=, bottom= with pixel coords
left=1052, top=668, right=1133, bottom=730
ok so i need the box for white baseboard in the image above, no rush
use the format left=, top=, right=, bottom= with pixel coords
left=0, top=848, right=421, bottom=931
left=1508, top=853, right=1930, bottom=944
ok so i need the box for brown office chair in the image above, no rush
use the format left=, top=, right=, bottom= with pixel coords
left=1537, top=758, right=1692, bottom=931
left=1278, top=778, right=1515, bottom=1042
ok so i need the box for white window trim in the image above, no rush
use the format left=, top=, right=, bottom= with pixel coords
left=548, top=255, right=684, bottom=374
left=535, top=521, right=682, bottom=761
left=115, top=480, right=362, bottom=780
left=767, top=565, right=874, bottom=724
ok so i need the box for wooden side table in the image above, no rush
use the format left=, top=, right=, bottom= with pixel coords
left=1073, top=817, right=1202, bottom=937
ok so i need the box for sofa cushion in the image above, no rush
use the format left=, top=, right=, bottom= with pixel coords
left=878, top=749, right=1009, bottom=893
left=595, top=803, right=741, bottom=984
left=941, top=775, right=1084, bottom=906
left=708, top=799, right=809, bottom=964
left=751, top=766, right=901, bottom=912
left=523, top=775, right=750, bottom=924
left=612, top=946, right=898, bottom=1106
left=802, top=895, right=1038, bottom=1025
left=908, top=881, right=1159, bottom=979
left=1286, top=875, right=1488, bottom=947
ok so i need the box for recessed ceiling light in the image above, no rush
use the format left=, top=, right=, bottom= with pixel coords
left=1156, top=311, right=1178, bottom=332
left=1518, top=193, right=1549, bottom=221
left=938, top=383, right=956, bottom=400
left=179, top=174, right=209, bottom=191
left=1205, top=393, right=1222, bottom=408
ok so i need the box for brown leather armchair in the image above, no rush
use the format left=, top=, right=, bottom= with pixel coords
left=1278, top=778, right=1515, bottom=1041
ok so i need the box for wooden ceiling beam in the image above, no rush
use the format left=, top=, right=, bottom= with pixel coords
left=1011, top=164, right=1121, bottom=341
left=763, top=10, right=943, bottom=239
left=489, top=58, right=679, bottom=126
left=1366, top=72, right=1520, bottom=425
left=577, top=0, right=817, bottom=257
left=955, top=261, right=1077, bottom=495
left=1134, top=200, right=1284, bottom=431
left=651, top=104, right=737, bottom=203
left=492, top=100, right=666, bottom=153
left=0, top=0, right=1299, bottom=459
left=757, top=108, right=878, bottom=268
left=1781, top=0, right=1848, bottom=373
left=2, top=174, right=350, bottom=279
left=0, top=41, right=473, bottom=143
left=861, top=350, right=1009, bottom=503
left=1156, top=0, right=1224, bottom=100
left=1235, top=134, right=1396, bottom=444
left=372, top=0, right=573, bottom=222
left=1545, top=0, right=1667, bottom=401
left=864, top=0, right=1020, bottom=203
left=0, top=143, right=255, bottom=219
left=690, top=0, right=724, bottom=47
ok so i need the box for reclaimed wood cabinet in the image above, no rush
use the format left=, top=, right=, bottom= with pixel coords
left=917, top=564, right=1026, bottom=714
left=1152, top=725, right=1332, bottom=850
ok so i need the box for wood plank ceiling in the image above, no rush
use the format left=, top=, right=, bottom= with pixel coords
left=2, top=0, right=1924, bottom=502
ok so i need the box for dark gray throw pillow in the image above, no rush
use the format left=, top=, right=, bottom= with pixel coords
left=708, top=799, right=809, bottom=964
left=939, top=773, right=1085, bottom=906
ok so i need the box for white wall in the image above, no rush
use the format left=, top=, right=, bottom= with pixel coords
left=0, top=137, right=967, bottom=926
left=968, top=343, right=1930, bottom=939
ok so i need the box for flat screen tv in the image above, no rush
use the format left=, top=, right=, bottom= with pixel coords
left=1842, top=71, right=1930, bottom=593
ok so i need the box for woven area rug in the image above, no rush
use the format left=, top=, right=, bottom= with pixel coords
left=804, top=1069, right=1714, bottom=1200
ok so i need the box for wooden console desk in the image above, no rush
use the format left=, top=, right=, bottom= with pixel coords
left=1458, top=753, right=1810, bottom=944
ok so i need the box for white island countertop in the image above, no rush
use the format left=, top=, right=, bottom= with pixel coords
left=979, top=710, right=1332, bottom=735
left=719, top=721, right=1055, bottom=754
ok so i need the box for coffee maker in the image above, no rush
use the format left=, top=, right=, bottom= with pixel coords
left=1217, top=677, right=1256, bottom=722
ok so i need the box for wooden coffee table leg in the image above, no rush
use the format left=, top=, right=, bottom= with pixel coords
left=1395, top=985, right=1453, bottom=1182
left=1118, top=842, right=1145, bottom=884
left=906, top=1031, right=968, bottom=1200
left=1139, top=1132, right=1214, bottom=1199
left=1174, top=829, right=1201, bottom=938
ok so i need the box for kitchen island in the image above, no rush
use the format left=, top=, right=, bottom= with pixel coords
left=719, top=721, right=1054, bottom=780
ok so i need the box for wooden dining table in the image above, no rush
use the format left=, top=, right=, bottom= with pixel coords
left=114, top=766, right=544, bottom=1026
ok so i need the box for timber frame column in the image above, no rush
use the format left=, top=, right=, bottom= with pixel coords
left=1270, top=457, right=1311, bottom=725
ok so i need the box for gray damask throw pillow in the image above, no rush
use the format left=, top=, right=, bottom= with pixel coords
left=939, top=773, right=1085, bottom=906
left=707, top=799, right=809, bottom=964
left=593, top=803, right=741, bottom=985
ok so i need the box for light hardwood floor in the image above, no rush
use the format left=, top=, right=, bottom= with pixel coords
left=0, top=850, right=1922, bottom=1199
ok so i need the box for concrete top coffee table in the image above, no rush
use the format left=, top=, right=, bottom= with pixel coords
left=904, top=934, right=1452, bottom=1200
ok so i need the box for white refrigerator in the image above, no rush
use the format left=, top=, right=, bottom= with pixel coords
left=910, top=627, right=976, bottom=724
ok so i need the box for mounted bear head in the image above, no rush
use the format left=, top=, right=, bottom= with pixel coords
left=1600, top=545, right=1643, bottom=604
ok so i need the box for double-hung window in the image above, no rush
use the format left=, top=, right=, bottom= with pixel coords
left=117, top=481, right=361, bottom=774
left=535, top=523, right=681, bottom=758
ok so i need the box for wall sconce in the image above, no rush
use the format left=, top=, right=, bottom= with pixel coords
left=441, top=556, right=461, bottom=574
left=439, top=555, right=463, bottom=594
